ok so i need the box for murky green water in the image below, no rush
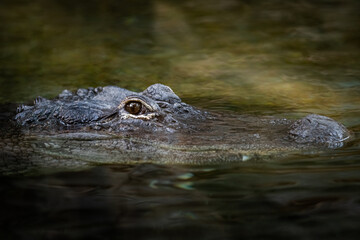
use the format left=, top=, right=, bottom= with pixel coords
left=1, top=0, right=360, bottom=239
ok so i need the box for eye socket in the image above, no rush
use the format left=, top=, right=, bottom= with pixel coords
left=124, top=101, right=142, bottom=115
left=118, top=96, right=160, bottom=120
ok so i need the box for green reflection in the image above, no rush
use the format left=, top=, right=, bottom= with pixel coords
left=0, top=0, right=359, bottom=125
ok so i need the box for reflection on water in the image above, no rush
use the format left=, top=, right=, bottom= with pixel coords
left=0, top=0, right=360, bottom=239
left=1, top=157, right=360, bottom=239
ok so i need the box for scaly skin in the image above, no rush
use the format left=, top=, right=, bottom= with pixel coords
left=0, top=84, right=351, bottom=175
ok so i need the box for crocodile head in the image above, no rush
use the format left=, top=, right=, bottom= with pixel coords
left=12, top=83, right=351, bottom=168
left=0, top=83, right=350, bottom=175
left=15, top=84, right=206, bottom=134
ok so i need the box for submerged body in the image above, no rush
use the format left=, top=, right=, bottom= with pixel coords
left=0, top=84, right=350, bottom=174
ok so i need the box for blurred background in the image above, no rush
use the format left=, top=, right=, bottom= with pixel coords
left=1, top=0, right=359, bottom=125
left=1, top=1, right=360, bottom=239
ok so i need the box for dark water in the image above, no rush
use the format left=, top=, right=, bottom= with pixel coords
left=1, top=0, right=360, bottom=239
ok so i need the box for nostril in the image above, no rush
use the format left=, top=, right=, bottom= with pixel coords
left=289, top=133, right=298, bottom=137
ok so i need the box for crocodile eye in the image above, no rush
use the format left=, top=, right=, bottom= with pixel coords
left=124, top=101, right=142, bottom=115
left=118, top=96, right=160, bottom=120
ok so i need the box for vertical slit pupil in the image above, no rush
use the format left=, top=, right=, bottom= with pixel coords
left=125, top=101, right=142, bottom=115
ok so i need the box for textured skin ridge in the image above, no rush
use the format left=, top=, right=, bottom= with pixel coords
left=14, top=84, right=207, bottom=131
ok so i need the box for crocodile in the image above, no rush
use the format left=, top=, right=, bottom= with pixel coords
left=0, top=84, right=351, bottom=175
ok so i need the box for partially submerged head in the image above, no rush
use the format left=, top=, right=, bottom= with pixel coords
left=14, top=84, right=351, bottom=150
